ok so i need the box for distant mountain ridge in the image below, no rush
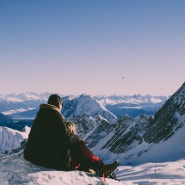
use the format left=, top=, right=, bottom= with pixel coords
left=0, top=92, right=168, bottom=122
left=0, top=113, right=12, bottom=123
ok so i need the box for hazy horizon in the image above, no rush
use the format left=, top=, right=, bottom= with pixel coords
left=0, top=90, right=173, bottom=97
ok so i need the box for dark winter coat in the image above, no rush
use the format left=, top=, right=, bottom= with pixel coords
left=24, top=104, right=70, bottom=170
left=67, top=132, right=101, bottom=171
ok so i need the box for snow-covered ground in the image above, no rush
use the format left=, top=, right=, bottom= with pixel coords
left=0, top=153, right=185, bottom=185
left=1, top=124, right=185, bottom=185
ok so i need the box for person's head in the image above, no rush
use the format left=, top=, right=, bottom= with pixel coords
left=47, top=94, right=63, bottom=110
left=65, top=122, right=76, bottom=135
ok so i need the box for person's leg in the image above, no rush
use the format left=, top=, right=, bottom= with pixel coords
left=79, top=143, right=120, bottom=177
left=69, top=143, right=119, bottom=177
left=69, top=145, right=92, bottom=171
left=98, top=160, right=119, bottom=177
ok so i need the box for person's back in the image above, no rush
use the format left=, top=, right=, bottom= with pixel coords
left=24, top=94, right=70, bottom=170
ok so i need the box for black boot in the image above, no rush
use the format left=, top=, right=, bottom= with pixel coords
left=98, top=160, right=119, bottom=177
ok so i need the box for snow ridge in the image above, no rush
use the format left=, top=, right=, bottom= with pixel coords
left=0, top=126, right=30, bottom=155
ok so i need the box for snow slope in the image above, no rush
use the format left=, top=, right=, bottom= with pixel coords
left=132, top=112, right=185, bottom=164
left=117, top=159, right=185, bottom=185
left=98, top=112, right=185, bottom=166
left=0, top=126, right=30, bottom=154
left=0, top=153, right=185, bottom=185
left=0, top=154, right=125, bottom=185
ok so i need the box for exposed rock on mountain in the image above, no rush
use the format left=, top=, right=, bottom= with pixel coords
left=79, top=82, right=185, bottom=164
left=144, top=82, right=185, bottom=143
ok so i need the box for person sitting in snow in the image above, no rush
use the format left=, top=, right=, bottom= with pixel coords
left=24, top=94, right=119, bottom=177
left=65, top=121, right=119, bottom=177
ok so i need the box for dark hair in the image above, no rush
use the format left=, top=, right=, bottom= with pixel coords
left=47, top=94, right=62, bottom=107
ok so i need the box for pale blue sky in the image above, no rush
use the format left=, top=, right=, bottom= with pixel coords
left=0, top=0, right=184, bottom=96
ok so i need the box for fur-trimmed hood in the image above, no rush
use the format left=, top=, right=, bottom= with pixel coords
left=39, top=103, right=65, bottom=119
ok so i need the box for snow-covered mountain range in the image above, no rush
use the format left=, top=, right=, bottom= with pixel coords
left=0, top=82, right=184, bottom=162
left=0, top=92, right=167, bottom=130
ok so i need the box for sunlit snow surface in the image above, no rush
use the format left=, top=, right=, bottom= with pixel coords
left=0, top=153, right=185, bottom=185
